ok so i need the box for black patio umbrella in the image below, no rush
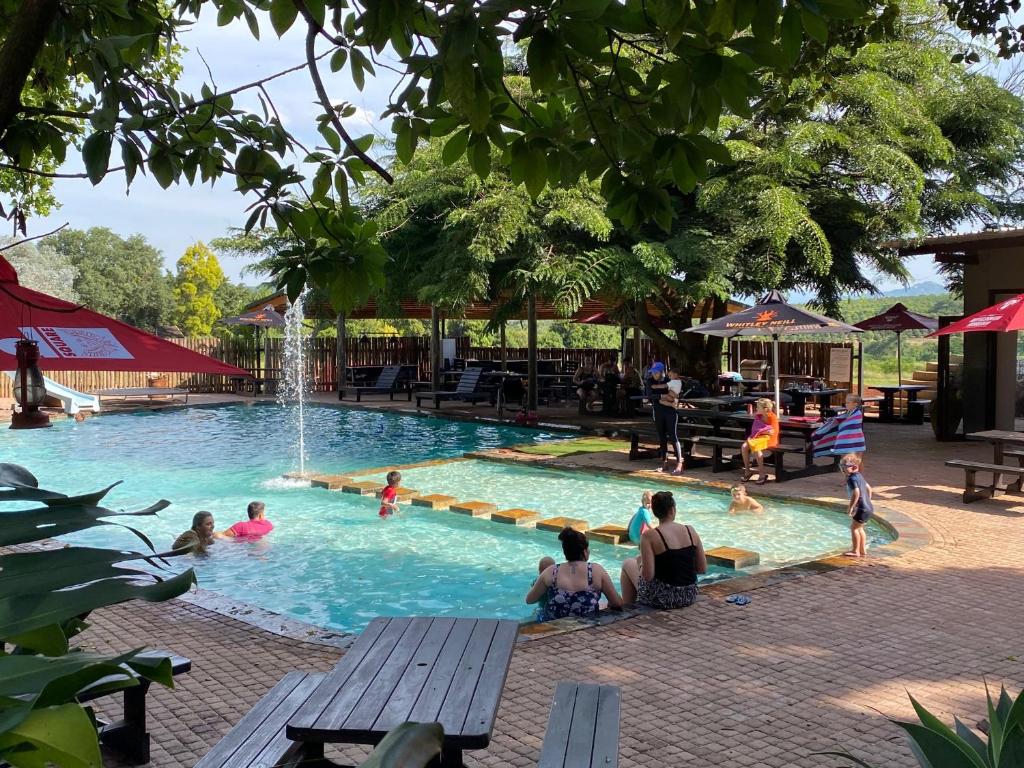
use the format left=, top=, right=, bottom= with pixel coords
left=854, top=302, right=937, bottom=386
left=218, top=305, right=286, bottom=379
left=685, top=290, right=861, bottom=406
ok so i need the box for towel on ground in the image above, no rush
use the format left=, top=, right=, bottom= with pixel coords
left=812, top=407, right=866, bottom=458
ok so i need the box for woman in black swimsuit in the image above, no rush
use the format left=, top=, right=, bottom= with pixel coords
left=620, top=491, right=707, bottom=608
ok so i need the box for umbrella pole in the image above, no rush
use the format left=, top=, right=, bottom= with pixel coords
left=896, top=330, right=902, bottom=386
left=773, top=334, right=781, bottom=413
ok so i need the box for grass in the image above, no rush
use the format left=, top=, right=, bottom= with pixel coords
left=512, top=437, right=625, bottom=456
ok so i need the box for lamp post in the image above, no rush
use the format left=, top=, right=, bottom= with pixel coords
left=11, top=339, right=50, bottom=429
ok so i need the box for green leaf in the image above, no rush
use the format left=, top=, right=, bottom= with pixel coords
left=330, top=48, right=348, bottom=73
left=0, top=547, right=156, bottom=599
left=470, top=136, right=491, bottom=179
left=561, top=0, right=611, bottom=19
left=312, top=163, right=332, bottom=200
left=395, top=121, right=416, bottom=164
left=801, top=9, right=828, bottom=44
left=0, top=501, right=168, bottom=548
left=907, top=695, right=988, bottom=768
left=148, top=150, right=175, bottom=189
left=522, top=147, right=547, bottom=198
left=442, top=128, right=471, bottom=165
left=350, top=48, right=372, bottom=91
left=671, top=146, right=697, bottom=192
left=527, top=29, right=560, bottom=92
left=242, top=5, right=260, bottom=38
left=897, top=721, right=990, bottom=768
left=0, top=704, right=102, bottom=768
left=707, top=0, right=736, bottom=39
left=269, top=0, right=298, bottom=36
left=360, top=722, right=443, bottom=768
left=82, top=132, right=112, bottom=185
left=780, top=4, right=802, bottom=65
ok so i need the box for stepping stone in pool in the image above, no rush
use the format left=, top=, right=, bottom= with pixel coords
left=376, top=487, right=418, bottom=503
left=342, top=481, right=385, bottom=496
left=706, top=546, right=760, bottom=569
left=282, top=471, right=310, bottom=481
left=536, top=516, right=589, bottom=533
left=411, top=493, right=459, bottom=510
left=309, top=474, right=353, bottom=490
left=588, top=524, right=630, bottom=545
left=449, top=500, right=497, bottom=518
left=491, top=508, right=541, bottom=526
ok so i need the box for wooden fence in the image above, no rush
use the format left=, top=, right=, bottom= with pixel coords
left=0, top=335, right=854, bottom=397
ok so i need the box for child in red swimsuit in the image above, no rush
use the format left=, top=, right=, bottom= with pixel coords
left=379, top=471, right=402, bottom=518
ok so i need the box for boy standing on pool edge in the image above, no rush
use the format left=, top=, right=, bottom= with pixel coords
left=379, top=471, right=402, bottom=518
left=842, top=453, right=873, bottom=557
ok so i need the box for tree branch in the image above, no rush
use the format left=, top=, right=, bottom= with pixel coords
left=0, top=0, right=61, bottom=137
left=0, top=222, right=68, bottom=252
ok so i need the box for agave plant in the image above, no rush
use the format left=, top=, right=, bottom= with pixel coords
left=359, top=722, right=444, bottom=767
left=0, top=463, right=195, bottom=768
left=824, top=684, right=1024, bottom=768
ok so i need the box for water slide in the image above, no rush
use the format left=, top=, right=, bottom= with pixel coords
left=4, top=372, right=100, bottom=415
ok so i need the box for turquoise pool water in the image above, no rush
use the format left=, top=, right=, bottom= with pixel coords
left=3, top=404, right=892, bottom=633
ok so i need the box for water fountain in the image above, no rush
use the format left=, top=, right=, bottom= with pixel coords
left=278, top=286, right=310, bottom=477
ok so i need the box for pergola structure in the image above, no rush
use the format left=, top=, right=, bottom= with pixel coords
left=244, top=291, right=744, bottom=410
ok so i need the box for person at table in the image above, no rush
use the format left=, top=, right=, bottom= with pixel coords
left=216, top=501, right=274, bottom=539
left=727, top=484, right=764, bottom=514
left=573, top=358, right=599, bottom=410
left=648, top=362, right=685, bottom=475
left=813, top=394, right=866, bottom=458
left=620, top=490, right=706, bottom=608
left=526, top=528, right=623, bottom=620
left=172, top=511, right=216, bottom=554
left=741, top=397, right=779, bottom=485
left=598, top=357, right=620, bottom=415
left=627, top=490, right=656, bottom=542
left=618, top=361, right=644, bottom=415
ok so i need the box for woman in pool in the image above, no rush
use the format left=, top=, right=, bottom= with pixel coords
left=620, top=490, right=706, bottom=609
left=526, top=528, right=623, bottom=620
left=172, top=511, right=215, bottom=554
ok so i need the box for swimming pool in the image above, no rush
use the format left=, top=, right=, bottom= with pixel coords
left=4, top=404, right=892, bottom=633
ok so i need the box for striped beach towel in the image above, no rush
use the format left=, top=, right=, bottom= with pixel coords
left=812, top=407, right=866, bottom=458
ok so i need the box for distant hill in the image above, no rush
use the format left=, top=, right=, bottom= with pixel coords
left=882, top=281, right=946, bottom=297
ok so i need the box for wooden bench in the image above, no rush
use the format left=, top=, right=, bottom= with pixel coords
left=945, top=459, right=1024, bottom=503
left=907, top=398, right=931, bottom=424
left=77, top=651, right=191, bottom=764
left=627, top=427, right=704, bottom=466
left=694, top=436, right=808, bottom=480
left=538, top=682, right=620, bottom=768
left=196, top=672, right=325, bottom=768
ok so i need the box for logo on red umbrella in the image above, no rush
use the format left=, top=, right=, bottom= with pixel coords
left=755, top=310, right=778, bottom=324
left=2, top=327, right=135, bottom=359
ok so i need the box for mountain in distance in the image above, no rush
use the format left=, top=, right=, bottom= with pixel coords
left=882, top=280, right=946, bottom=297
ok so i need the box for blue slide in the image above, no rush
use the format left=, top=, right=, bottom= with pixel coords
left=4, top=372, right=100, bottom=415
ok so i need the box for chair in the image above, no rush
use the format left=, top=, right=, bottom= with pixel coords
left=739, top=359, right=769, bottom=392
left=415, top=367, right=492, bottom=409
left=340, top=365, right=411, bottom=402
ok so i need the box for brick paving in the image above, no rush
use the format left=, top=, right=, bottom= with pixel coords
left=74, top=399, right=1024, bottom=767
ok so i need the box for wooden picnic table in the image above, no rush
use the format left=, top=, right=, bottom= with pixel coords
left=967, top=430, right=1024, bottom=493
left=870, top=384, right=929, bottom=423
left=287, top=616, right=518, bottom=768
left=783, top=387, right=846, bottom=418
left=679, top=395, right=757, bottom=412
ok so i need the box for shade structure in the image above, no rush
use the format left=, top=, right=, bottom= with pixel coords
left=927, top=293, right=1024, bottom=336
left=218, top=305, right=286, bottom=381
left=854, top=302, right=937, bottom=385
left=0, top=256, right=250, bottom=376
left=686, top=290, right=861, bottom=406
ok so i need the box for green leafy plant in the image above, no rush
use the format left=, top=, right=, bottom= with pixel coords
left=824, top=684, right=1024, bottom=768
left=0, top=463, right=195, bottom=768
left=359, top=722, right=443, bottom=767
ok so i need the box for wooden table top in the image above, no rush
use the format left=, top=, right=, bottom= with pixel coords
left=287, top=616, right=518, bottom=749
left=968, top=430, right=1024, bottom=444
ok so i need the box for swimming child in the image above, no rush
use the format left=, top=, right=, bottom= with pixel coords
left=533, top=556, right=557, bottom=619
left=379, top=471, right=402, bottom=518
left=627, top=490, right=656, bottom=543
left=741, top=398, right=779, bottom=485
left=842, top=453, right=873, bottom=557
left=727, top=484, right=764, bottom=514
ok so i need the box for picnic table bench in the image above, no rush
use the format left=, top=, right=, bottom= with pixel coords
left=693, top=435, right=808, bottom=479
left=538, top=682, right=620, bottom=768
left=77, top=650, right=191, bottom=764
left=950, top=431, right=1024, bottom=502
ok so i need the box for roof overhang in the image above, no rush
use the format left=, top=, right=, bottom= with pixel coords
left=887, top=228, right=1024, bottom=257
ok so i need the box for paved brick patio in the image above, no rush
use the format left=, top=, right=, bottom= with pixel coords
left=77, top=398, right=1024, bottom=767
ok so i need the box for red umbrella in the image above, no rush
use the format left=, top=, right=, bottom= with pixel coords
left=927, top=293, right=1024, bottom=336
left=855, top=302, right=937, bottom=385
left=0, top=255, right=249, bottom=376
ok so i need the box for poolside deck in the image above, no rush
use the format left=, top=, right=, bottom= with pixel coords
left=57, top=394, right=1024, bottom=767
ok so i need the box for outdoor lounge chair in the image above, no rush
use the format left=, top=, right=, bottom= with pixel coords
left=340, top=365, right=411, bottom=402
left=415, top=367, right=491, bottom=409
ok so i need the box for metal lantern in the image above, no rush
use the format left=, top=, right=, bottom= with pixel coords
left=11, top=339, right=50, bottom=429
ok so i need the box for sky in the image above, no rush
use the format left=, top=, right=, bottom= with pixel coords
left=28, top=10, right=944, bottom=289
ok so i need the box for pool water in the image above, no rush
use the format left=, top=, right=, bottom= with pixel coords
left=3, top=404, right=892, bottom=633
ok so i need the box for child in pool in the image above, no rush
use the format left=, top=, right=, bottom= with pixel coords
left=842, top=453, right=873, bottom=557
left=379, top=471, right=402, bottom=518
left=627, top=490, right=656, bottom=543
left=741, top=398, right=779, bottom=485
left=727, top=484, right=764, bottom=514
left=534, top=556, right=556, bottom=619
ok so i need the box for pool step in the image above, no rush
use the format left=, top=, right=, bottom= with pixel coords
left=310, top=474, right=353, bottom=490
left=411, top=493, right=459, bottom=510
left=536, top=516, right=589, bottom=533
left=449, top=500, right=497, bottom=518
left=706, top=546, right=760, bottom=569
left=491, top=508, right=541, bottom=526
left=342, top=481, right=385, bottom=496
left=589, top=524, right=630, bottom=545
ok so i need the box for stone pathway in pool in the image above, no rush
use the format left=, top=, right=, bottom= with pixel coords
left=84, top=409, right=1024, bottom=768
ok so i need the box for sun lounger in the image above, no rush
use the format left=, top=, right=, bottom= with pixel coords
left=339, top=365, right=412, bottom=402
left=415, top=367, right=491, bottom=409
left=94, top=387, right=189, bottom=404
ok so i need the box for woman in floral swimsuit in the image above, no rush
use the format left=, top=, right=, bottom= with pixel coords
left=526, top=528, right=623, bottom=621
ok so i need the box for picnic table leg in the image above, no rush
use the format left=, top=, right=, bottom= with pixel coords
left=790, top=394, right=805, bottom=418
left=879, top=393, right=894, bottom=422
left=98, top=681, right=151, bottom=764
left=439, top=746, right=464, bottom=768
left=991, top=441, right=1013, bottom=494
